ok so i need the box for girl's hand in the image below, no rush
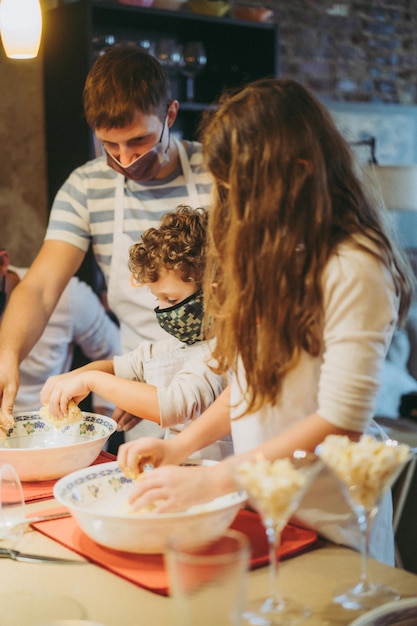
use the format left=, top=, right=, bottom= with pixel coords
left=125, top=461, right=235, bottom=514
left=127, top=464, right=218, bottom=513
left=117, top=437, right=177, bottom=478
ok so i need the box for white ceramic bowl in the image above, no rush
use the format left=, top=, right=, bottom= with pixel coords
left=0, top=412, right=117, bottom=482
left=54, top=461, right=247, bottom=553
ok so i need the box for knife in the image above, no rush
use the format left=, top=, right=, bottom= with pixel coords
left=0, top=547, right=87, bottom=564
left=23, top=510, right=72, bottom=528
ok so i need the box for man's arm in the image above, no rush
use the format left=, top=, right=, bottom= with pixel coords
left=0, top=240, right=85, bottom=420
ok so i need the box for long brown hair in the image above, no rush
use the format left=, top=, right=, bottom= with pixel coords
left=199, top=78, right=413, bottom=414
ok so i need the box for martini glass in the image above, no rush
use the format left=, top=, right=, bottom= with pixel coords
left=234, top=451, right=323, bottom=625
left=0, top=463, right=25, bottom=548
left=317, top=434, right=412, bottom=611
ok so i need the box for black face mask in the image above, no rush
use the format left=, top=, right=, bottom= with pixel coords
left=155, top=290, right=205, bottom=345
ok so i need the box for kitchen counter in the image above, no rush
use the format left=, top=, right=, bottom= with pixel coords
left=2, top=498, right=417, bottom=626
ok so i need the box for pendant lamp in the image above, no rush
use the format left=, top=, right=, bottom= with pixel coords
left=0, top=0, right=42, bottom=59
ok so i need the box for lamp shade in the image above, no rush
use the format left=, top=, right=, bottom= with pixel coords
left=0, top=0, right=42, bottom=59
left=364, top=165, right=417, bottom=212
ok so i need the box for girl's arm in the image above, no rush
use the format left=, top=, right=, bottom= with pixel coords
left=126, top=411, right=360, bottom=514
left=117, top=386, right=232, bottom=475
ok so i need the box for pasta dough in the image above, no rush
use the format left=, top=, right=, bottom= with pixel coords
left=39, top=400, right=83, bottom=427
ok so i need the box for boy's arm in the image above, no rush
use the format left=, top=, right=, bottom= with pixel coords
left=41, top=370, right=161, bottom=423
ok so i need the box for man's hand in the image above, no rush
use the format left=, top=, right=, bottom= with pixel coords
left=0, top=357, right=19, bottom=427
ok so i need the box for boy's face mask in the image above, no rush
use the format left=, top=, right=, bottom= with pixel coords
left=105, top=116, right=169, bottom=182
left=155, top=290, right=204, bottom=345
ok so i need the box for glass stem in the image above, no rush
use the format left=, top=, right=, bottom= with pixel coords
left=358, top=508, right=372, bottom=591
left=266, top=522, right=282, bottom=604
left=185, top=75, right=195, bottom=102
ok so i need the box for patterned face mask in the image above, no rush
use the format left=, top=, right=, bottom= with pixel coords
left=155, top=290, right=204, bottom=345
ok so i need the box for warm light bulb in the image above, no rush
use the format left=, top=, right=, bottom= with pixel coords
left=0, top=0, right=42, bottom=59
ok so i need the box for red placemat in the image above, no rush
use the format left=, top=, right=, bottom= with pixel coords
left=22, top=450, right=116, bottom=503
left=32, top=507, right=320, bottom=597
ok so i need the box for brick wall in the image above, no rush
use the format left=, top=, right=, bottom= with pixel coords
left=266, top=0, right=417, bottom=104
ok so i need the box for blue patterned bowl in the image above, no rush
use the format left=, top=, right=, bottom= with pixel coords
left=0, top=412, right=117, bottom=481
left=54, top=461, right=247, bottom=553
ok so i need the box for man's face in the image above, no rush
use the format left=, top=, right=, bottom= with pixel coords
left=95, top=110, right=165, bottom=167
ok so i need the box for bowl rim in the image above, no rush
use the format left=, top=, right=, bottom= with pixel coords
left=54, top=460, right=247, bottom=520
left=1, top=411, right=117, bottom=449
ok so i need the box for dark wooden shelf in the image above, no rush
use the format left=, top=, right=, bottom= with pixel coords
left=42, top=0, right=279, bottom=206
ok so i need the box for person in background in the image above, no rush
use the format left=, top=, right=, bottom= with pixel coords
left=0, top=46, right=212, bottom=441
left=0, top=249, right=120, bottom=438
left=40, top=207, right=231, bottom=461
left=116, top=78, right=413, bottom=565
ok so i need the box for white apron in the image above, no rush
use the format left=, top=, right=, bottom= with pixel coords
left=107, top=139, right=202, bottom=440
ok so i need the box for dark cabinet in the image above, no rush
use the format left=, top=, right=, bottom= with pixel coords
left=42, top=0, right=279, bottom=207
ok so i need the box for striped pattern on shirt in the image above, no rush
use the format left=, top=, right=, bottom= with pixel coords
left=45, top=140, right=213, bottom=286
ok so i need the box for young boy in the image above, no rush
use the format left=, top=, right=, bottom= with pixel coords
left=40, top=207, right=232, bottom=460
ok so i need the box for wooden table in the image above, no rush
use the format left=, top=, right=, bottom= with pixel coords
left=1, top=498, right=416, bottom=626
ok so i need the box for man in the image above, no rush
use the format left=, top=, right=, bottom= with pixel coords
left=0, top=249, right=120, bottom=438
left=0, top=46, right=212, bottom=438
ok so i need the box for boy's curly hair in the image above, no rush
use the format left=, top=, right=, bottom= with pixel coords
left=129, top=206, right=208, bottom=285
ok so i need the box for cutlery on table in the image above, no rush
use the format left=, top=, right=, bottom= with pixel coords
left=0, top=547, right=87, bottom=564
left=6, top=511, right=72, bottom=534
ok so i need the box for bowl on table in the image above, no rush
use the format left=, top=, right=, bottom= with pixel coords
left=0, top=412, right=117, bottom=482
left=186, top=0, right=230, bottom=16
left=53, top=460, right=247, bottom=554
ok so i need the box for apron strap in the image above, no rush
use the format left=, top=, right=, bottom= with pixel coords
left=174, top=137, right=201, bottom=208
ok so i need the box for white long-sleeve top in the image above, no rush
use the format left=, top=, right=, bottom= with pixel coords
left=13, top=269, right=121, bottom=413
left=114, top=337, right=227, bottom=430
left=230, top=238, right=399, bottom=564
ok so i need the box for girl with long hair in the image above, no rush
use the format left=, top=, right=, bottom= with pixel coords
left=117, top=79, right=414, bottom=565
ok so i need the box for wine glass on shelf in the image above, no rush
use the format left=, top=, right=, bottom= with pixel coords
left=233, top=451, right=323, bottom=625
left=182, top=41, right=207, bottom=103
left=138, top=37, right=156, bottom=58
left=0, top=463, right=25, bottom=548
left=154, top=38, right=184, bottom=78
left=317, top=434, right=412, bottom=611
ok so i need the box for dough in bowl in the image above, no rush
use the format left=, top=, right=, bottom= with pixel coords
left=39, top=400, right=83, bottom=427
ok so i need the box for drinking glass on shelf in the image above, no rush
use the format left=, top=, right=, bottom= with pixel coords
left=138, top=37, right=156, bottom=58
left=92, top=33, right=118, bottom=59
left=317, top=434, right=412, bottom=611
left=0, top=463, right=25, bottom=548
left=154, top=38, right=184, bottom=77
left=234, top=452, right=322, bottom=625
left=182, top=41, right=207, bottom=102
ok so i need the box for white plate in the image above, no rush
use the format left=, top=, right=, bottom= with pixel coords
left=350, top=598, right=417, bottom=625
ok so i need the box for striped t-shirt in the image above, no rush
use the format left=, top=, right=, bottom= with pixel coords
left=45, top=140, right=213, bottom=288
